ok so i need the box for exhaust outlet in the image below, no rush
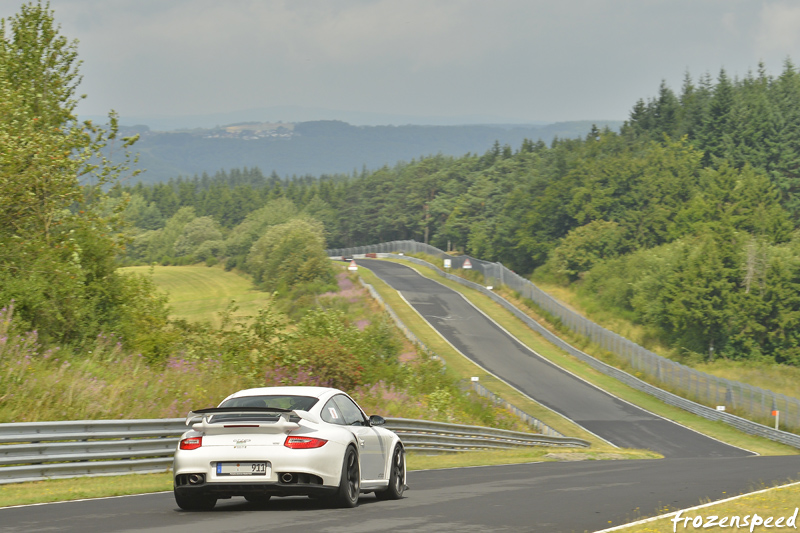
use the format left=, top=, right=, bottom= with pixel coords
left=281, top=473, right=294, bottom=483
left=188, top=474, right=204, bottom=485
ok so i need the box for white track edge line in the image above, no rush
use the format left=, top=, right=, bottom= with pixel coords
left=0, top=490, right=172, bottom=510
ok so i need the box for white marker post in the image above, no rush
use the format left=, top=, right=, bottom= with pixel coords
left=773, top=409, right=780, bottom=430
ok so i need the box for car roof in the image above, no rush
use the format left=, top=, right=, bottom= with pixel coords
left=222, top=386, right=342, bottom=402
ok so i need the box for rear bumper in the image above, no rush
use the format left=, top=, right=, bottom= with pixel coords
left=173, top=440, right=346, bottom=487
left=174, top=480, right=337, bottom=499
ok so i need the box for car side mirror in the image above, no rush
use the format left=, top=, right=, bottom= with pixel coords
left=368, top=415, right=386, bottom=426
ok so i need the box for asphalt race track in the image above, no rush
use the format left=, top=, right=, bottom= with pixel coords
left=1, top=457, right=798, bottom=533
left=1, top=258, right=798, bottom=532
left=358, top=259, right=750, bottom=459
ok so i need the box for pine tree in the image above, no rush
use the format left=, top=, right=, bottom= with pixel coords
left=652, top=80, right=681, bottom=139
left=678, top=71, right=712, bottom=142
left=698, top=69, right=735, bottom=165
left=766, top=59, right=800, bottom=220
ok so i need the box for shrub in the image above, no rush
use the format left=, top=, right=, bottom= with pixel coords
left=278, top=337, right=363, bottom=390
left=245, top=218, right=335, bottom=291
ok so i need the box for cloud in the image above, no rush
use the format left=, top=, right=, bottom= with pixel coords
left=756, top=2, right=800, bottom=55
left=36, top=0, right=800, bottom=123
left=721, top=12, right=739, bottom=37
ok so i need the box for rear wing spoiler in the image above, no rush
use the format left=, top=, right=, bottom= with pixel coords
left=185, top=407, right=320, bottom=431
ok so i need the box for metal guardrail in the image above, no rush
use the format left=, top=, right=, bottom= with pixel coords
left=358, top=277, right=432, bottom=361
left=0, top=418, right=588, bottom=484
left=328, top=242, right=800, bottom=449
left=468, top=381, right=564, bottom=437
left=0, top=419, right=185, bottom=484
left=387, top=418, right=588, bottom=455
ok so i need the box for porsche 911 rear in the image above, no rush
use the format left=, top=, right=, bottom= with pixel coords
left=173, top=407, right=346, bottom=510
left=174, top=388, right=406, bottom=511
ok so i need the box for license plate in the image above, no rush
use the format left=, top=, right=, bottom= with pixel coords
left=216, top=462, right=269, bottom=476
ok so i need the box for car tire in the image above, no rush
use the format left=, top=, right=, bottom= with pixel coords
left=174, top=490, right=217, bottom=511
left=375, top=444, right=405, bottom=500
left=244, top=494, right=271, bottom=505
left=331, top=445, right=360, bottom=508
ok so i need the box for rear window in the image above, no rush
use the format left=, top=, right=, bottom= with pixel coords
left=220, top=395, right=319, bottom=411
left=213, top=395, right=319, bottom=423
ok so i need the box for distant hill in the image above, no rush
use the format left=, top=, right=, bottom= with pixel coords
left=84, top=105, right=556, bottom=130
left=120, top=119, right=623, bottom=184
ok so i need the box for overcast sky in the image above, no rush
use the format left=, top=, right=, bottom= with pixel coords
left=15, top=0, right=800, bottom=126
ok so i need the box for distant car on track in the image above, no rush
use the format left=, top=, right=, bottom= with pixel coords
left=173, top=386, right=406, bottom=510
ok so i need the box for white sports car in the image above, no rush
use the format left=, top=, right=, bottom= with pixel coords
left=172, top=386, right=406, bottom=510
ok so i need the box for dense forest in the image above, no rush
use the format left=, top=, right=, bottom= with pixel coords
left=118, top=61, right=800, bottom=367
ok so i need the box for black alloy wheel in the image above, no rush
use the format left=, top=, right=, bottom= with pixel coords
left=376, top=444, right=405, bottom=500
left=332, top=446, right=360, bottom=508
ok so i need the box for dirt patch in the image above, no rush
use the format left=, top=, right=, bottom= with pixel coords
left=320, top=272, right=365, bottom=302
left=596, top=453, right=627, bottom=460
left=544, top=452, right=591, bottom=461
left=399, top=350, right=417, bottom=363
left=544, top=452, right=628, bottom=461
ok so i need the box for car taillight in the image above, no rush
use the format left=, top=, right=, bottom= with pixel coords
left=284, top=436, right=328, bottom=449
left=180, top=437, right=203, bottom=450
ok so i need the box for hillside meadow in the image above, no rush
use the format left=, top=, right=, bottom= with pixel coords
left=119, top=265, right=274, bottom=327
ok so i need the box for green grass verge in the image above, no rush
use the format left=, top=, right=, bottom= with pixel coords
left=0, top=472, right=173, bottom=508
left=608, top=481, right=800, bottom=532
left=120, top=265, right=273, bottom=327
left=377, top=257, right=798, bottom=457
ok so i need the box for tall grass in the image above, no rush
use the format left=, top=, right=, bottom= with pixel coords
left=0, top=268, right=533, bottom=432
left=0, top=305, right=247, bottom=421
